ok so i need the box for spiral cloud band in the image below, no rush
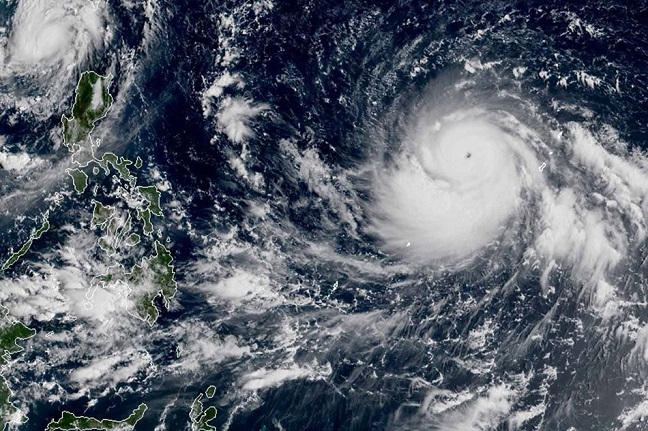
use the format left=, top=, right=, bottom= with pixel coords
left=372, top=106, right=543, bottom=266
left=367, top=71, right=648, bottom=323
left=1, top=0, right=105, bottom=82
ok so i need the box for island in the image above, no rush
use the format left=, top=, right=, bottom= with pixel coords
left=96, top=152, right=136, bottom=186
left=60, top=69, right=177, bottom=328
left=189, top=386, right=218, bottom=431
left=61, top=71, right=113, bottom=149
left=128, top=240, right=177, bottom=325
left=1, top=212, right=50, bottom=271
left=0, top=306, right=36, bottom=429
left=93, top=240, right=177, bottom=326
left=46, top=403, right=147, bottom=431
left=136, top=186, right=162, bottom=216
left=66, top=168, right=89, bottom=194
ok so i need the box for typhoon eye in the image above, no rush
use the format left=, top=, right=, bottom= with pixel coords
left=0, top=0, right=109, bottom=114
left=1, top=1, right=648, bottom=430
left=6, top=1, right=105, bottom=69
left=367, top=100, right=545, bottom=268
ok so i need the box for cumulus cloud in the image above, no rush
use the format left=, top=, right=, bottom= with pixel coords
left=0, top=230, right=142, bottom=330
left=630, top=324, right=648, bottom=363
left=0, top=151, right=43, bottom=174
left=241, top=367, right=312, bottom=391
left=529, top=123, right=648, bottom=315
left=412, top=384, right=519, bottom=431
left=168, top=321, right=250, bottom=373
left=201, top=72, right=244, bottom=117
left=535, top=188, right=623, bottom=288
left=280, top=139, right=362, bottom=232
left=68, top=349, right=153, bottom=388
left=216, top=97, right=268, bottom=143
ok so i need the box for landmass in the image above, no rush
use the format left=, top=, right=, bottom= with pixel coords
left=126, top=241, right=177, bottom=325
left=61, top=71, right=113, bottom=149
left=0, top=306, right=36, bottom=429
left=0, top=67, right=175, bottom=429
left=46, top=403, right=147, bottom=431
left=124, top=233, right=141, bottom=247
left=96, top=153, right=136, bottom=186
left=189, top=386, right=218, bottom=431
left=86, top=188, right=173, bottom=323
left=66, top=168, right=89, bottom=194
left=136, top=186, right=162, bottom=216
left=137, top=209, right=154, bottom=236
left=1, top=212, right=50, bottom=271
left=59, top=70, right=177, bottom=326
left=90, top=201, right=113, bottom=229
left=93, top=240, right=177, bottom=326
left=97, top=213, right=132, bottom=255
left=204, top=385, right=216, bottom=399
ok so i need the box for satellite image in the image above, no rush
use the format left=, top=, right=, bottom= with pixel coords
left=1, top=0, right=648, bottom=430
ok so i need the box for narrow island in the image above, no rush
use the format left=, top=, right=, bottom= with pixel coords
left=46, top=403, right=147, bottom=431
left=1, top=212, right=50, bottom=271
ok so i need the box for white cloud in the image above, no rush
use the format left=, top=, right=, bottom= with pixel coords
left=211, top=270, right=273, bottom=300
left=529, top=123, right=648, bottom=316
left=370, top=115, right=527, bottom=265
left=631, top=324, right=648, bottom=362
left=240, top=363, right=331, bottom=391
left=5, top=0, right=105, bottom=72
left=420, top=384, right=518, bottom=431
left=68, top=349, right=153, bottom=388
left=535, top=188, right=623, bottom=287
left=216, top=97, right=268, bottom=143
left=201, top=72, right=244, bottom=117
left=618, top=385, right=648, bottom=430
left=279, top=139, right=362, bottom=232
left=169, top=321, right=250, bottom=373
left=0, top=151, right=43, bottom=173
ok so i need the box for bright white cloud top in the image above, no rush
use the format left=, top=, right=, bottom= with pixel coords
left=372, top=109, right=539, bottom=265
left=6, top=0, right=104, bottom=69
left=367, top=77, right=648, bottom=321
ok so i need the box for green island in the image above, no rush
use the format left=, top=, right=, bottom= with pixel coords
left=91, top=201, right=114, bottom=229
left=205, top=385, right=216, bottom=399
left=62, top=71, right=113, bottom=148
left=46, top=403, right=147, bottom=431
left=137, top=209, right=154, bottom=236
left=97, top=153, right=136, bottom=186
left=0, top=306, right=36, bottom=429
left=0, top=377, right=22, bottom=430
left=189, top=386, right=218, bottom=431
left=124, top=233, right=141, bottom=247
left=60, top=70, right=177, bottom=328
left=129, top=241, right=177, bottom=324
left=66, top=168, right=89, bottom=194
left=95, top=241, right=177, bottom=326
left=98, top=214, right=133, bottom=255
left=136, top=186, right=162, bottom=216
left=0, top=314, right=35, bottom=366
left=1, top=212, right=50, bottom=271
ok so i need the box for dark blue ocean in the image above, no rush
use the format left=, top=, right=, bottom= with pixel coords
left=2, top=0, right=648, bottom=430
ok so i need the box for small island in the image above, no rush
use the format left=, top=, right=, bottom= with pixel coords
left=189, top=386, right=218, bottom=431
